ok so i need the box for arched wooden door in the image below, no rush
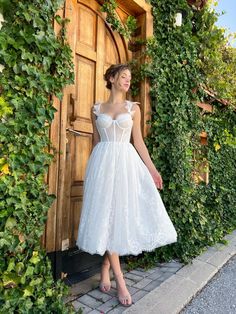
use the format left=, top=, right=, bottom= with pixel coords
left=44, top=0, right=153, bottom=280
left=59, top=0, right=128, bottom=279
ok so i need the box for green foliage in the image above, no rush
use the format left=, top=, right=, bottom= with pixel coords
left=0, top=0, right=74, bottom=312
left=126, top=0, right=236, bottom=268
left=0, top=96, right=12, bottom=117
left=129, top=59, right=149, bottom=97
left=203, top=104, right=236, bottom=233
left=144, top=0, right=208, bottom=263
left=192, top=3, right=236, bottom=106
left=101, top=0, right=137, bottom=40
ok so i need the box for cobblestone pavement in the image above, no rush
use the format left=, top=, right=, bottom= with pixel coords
left=181, top=254, right=236, bottom=314
left=65, top=260, right=183, bottom=313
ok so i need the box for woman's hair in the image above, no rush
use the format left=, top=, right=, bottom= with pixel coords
left=104, top=63, right=131, bottom=90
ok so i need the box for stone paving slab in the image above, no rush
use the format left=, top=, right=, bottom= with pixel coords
left=66, top=230, right=236, bottom=313
left=146, top=269, right=163, bottom=280
left=143, top=278, right=164, bottom=292
left=97, top=296, right=119, bottom=313
left=132, top=277, right=153, bottom=289
left=88, top=289, right=113, bottom=303
left=71, top=299, right=93, bottom=313
left=77, top=294, right=103, bottom=309
left=129, top=269, right=148, bottom=277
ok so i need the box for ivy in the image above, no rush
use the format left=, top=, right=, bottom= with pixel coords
left=101, top=0, right=137, bottom=40
left=126, top=0, right=236, bottom=268
left=0, top=0, right=74, bottom=312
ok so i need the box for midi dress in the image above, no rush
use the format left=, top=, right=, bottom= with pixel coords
left=76, top=100, right=177, bottom=256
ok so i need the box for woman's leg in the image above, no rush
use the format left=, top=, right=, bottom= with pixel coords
left=99, top=252, right=111, bottom=292
left=103, top=251, right=110, bottom=266
left=106, top=252, right=132, bottom=306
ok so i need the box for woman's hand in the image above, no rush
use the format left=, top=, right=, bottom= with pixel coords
left=149, top=168, right=163, bottom=190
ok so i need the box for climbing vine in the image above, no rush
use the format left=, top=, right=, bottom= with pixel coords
left=101, top=0, right=137, bottom=40
left=0, top=0, right=74, bottom=312
left=126, top=0, right=236, bottom=268
left=143, top=0, right=206, bottom=263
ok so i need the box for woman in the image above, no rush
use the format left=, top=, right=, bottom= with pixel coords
left=76, top=64, right=177, bottom=307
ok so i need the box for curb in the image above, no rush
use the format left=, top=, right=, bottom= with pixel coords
left=123, top=230, right=236, bottom=314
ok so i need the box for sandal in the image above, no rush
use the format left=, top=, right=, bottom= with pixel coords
left=99, top=262, right=111, bottom=293
left=114, top=272, right=133, bottom=307
left=99, top=282, right=111, bottom=293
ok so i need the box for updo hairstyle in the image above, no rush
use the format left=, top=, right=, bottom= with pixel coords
left=104, top=64, right=131, bottom=90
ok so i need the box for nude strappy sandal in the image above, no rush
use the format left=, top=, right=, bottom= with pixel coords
left=99, top=282, right=111, bottom=293
left=99, top=263, right=111, bottom=293
left=114, top=273, right=133, bottom=307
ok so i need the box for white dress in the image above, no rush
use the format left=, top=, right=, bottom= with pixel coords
left=76, top=100, right=177, bottom=256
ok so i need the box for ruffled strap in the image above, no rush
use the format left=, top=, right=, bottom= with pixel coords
left=126, top=101, right=139, bottom=116
left=92, top=103, right=101, bottom=116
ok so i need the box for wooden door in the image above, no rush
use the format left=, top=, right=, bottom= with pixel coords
left=60, top=0, right=128, bottom=279
left=43, top=0, right=153, bottom=280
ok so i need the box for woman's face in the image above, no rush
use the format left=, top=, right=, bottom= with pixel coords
left=111, top=69, right=131, bottom=92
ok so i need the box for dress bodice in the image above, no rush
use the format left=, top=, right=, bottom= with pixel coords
left=93, top=100, right=136, bottom=143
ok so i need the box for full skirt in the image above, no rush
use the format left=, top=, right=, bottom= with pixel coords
left=76, top=142, right=177, bottom=256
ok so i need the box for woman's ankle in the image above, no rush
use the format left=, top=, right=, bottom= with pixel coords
left=114, top=272, right=124, bottom=279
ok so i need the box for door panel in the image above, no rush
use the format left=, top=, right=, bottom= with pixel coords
left=103, top=29, right=120, bottom=100
left=78, top=6, right=97, bottom=50
left=77, top=57, right=95, bottom=117
left=74, top=136, right=91, bottom=183
left=105, top=29, right=120, bottom=65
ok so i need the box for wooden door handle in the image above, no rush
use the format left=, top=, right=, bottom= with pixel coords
left=66, top=128, right=91, bottom=137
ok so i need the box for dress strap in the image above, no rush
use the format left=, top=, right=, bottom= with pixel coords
left=126, top=100, right=139, bottom=116
left=92, top=103, right=101, bottom=117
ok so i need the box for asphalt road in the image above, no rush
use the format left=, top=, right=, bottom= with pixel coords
left=181, top=254, right=236, bottom=314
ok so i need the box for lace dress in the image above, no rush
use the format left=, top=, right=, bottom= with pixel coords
left=76, top=100, right=177, bottom=256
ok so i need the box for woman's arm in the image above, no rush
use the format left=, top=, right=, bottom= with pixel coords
left=131, top=104, right=163, bottom=190
left=91, top=106, right=100, bottom=148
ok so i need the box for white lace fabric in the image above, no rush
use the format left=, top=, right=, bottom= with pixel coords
left=76, top=100, right=177, bottom=256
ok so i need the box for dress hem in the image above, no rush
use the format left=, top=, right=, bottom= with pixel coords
left=76, top=237, right=177, bottom=257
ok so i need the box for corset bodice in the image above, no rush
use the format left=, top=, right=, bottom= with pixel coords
left=93, top=101, right=135, bottom=143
